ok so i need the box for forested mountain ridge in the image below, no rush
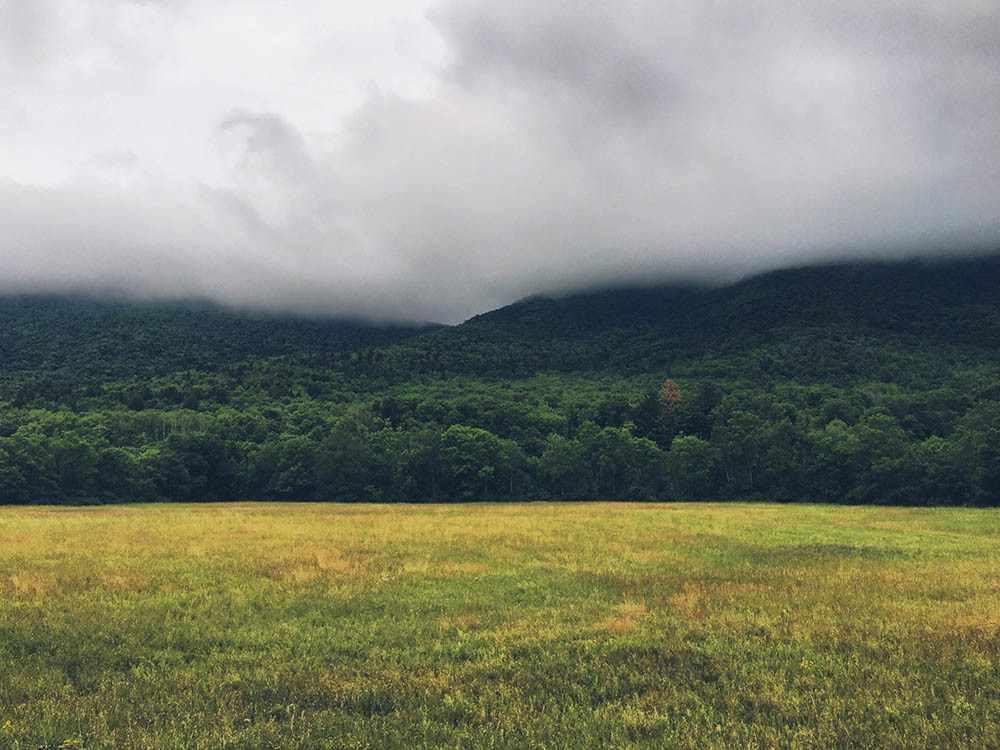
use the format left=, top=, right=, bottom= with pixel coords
left=0, top=294, right=438, bottom=378
left=1, top=253, right=998, bottom=507
left=339, top=253, right=1000, bottom=384
left=4, top=254, right=999, bottom=384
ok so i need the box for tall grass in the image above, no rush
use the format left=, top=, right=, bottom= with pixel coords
left=1, top=503, right=998, bottom=748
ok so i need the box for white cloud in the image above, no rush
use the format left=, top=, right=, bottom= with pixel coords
left=1, top=0, right=998, bottom=322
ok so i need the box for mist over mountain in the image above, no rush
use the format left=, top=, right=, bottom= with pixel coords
left=2, top=0, right=998, bottom=322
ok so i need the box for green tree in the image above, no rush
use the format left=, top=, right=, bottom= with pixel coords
left=540, top=434, right=591, bottom=500
left=439, top=425, right=504, bottom=499
left=666, top=436, right=719, bottom=500
left=715, top=410, right=766, bottom=494
left=0, top=441, right=29, bottom=504
left=251, top=435, right=318, bottom=500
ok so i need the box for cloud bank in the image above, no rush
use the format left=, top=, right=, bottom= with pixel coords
left=1, top=0, right=998, bottom=322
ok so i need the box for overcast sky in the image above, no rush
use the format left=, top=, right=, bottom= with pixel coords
left=1, top=0, right=998, bottom=322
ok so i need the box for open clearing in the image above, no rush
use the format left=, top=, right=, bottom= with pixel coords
left=1, top=502, right=999, bottom=749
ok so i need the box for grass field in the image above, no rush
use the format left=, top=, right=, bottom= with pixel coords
left=1, top=502, right=999, bottom=749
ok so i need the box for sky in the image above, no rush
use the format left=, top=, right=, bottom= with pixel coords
left=1, top=0, right=998, bottom=323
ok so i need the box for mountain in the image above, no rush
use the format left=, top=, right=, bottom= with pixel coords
left=1, top=253, right=998, bottom=507
left=3, top=254, right=998, bottom=386
left=342, top=253, right=1000, bottom=386
left=0, top=295, right=437, bottom=379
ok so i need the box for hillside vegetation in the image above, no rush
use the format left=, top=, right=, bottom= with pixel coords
left=1, top=254, right=998, bottom=505
left=0, top=294, right=434, bottom=379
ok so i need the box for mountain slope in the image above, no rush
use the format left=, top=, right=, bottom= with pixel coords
left=359, top=253, right=1000, bottom=384
left=0, top=295, right=437, bottom=379
left=3, top=254, right=998, bottom=386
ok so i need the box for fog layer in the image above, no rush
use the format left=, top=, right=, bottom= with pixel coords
left=1, top=0, right=998, bottom=322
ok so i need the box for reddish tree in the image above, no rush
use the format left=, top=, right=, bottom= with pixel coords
left=659, top=379, right=681, bottom=409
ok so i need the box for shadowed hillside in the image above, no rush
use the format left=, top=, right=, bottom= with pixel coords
left=351, top=253, right=1000, bottom=384
left=0, top=295, right=438, bottom=378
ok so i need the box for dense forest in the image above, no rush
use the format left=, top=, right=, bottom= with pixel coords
left=1, top=254, right=999, bottom=506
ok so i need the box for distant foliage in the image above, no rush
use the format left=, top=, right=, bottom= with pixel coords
left=1, top=255, right=999, bottom=505
left=0, top=295, right=433, bottom=379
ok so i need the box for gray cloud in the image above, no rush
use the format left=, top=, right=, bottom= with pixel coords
left=0, top=0, right=998, bottom=322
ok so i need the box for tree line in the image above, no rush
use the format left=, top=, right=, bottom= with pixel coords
left=1, top=377, right=996, bottom=506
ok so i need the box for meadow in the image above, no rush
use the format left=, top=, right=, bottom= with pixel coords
left=1, top=502, right=998, bottom=749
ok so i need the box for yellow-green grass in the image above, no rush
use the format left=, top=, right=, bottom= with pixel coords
left=1, top=503, right=999, bottom=749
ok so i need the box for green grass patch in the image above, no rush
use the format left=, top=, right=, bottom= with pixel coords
left=1, top=502, right=998, bottom=748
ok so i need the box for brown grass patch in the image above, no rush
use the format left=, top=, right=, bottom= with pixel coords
left=628, top=549, right=686, bottom=564
left=314, top=550, right=352, bottom=572
left=285, top=566, right=320, bottom=584
left=9, top=571, right=51, bottom=596
left=101, top=567, right=151, bottom=592
left=599, top=617, right=638, bottom=634
left=668, top=581, right=769, bottom=620
left=440, top=562, right=487, bottom=577
left=669, top=584, right=708, bottom=620
left=598, top=600, right=648, bottom=634
left=258, top=546, right=354, bottom=576
left=948, top=612, right=1000, bottom=633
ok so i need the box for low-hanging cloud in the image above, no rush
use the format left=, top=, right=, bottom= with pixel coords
left=1, top=0, right=998, bottom=322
